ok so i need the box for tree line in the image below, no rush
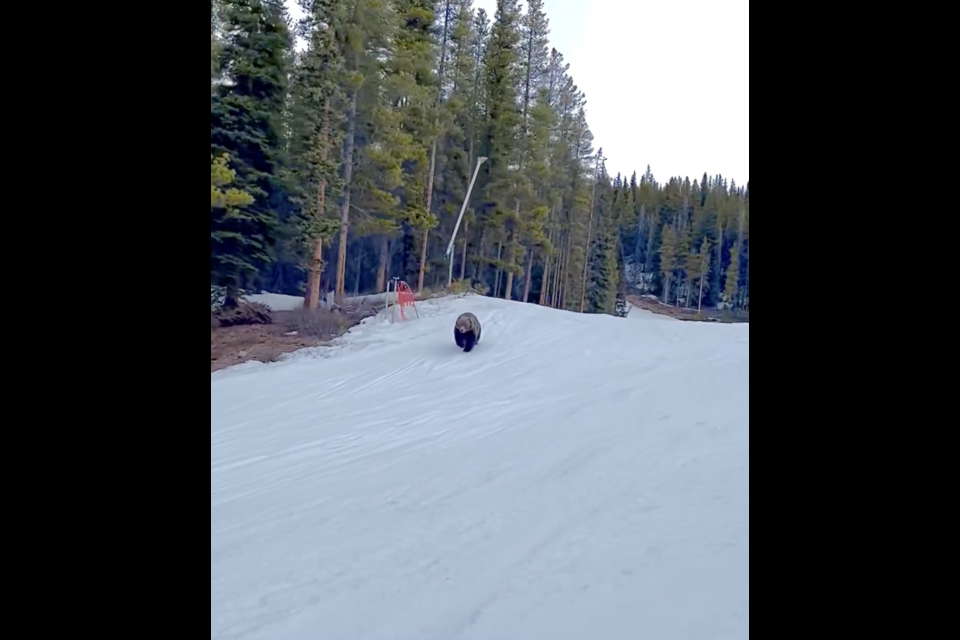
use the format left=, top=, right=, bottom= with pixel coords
left=211, top=0, right=749, bottom=315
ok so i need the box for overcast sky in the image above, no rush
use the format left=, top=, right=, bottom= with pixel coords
left=285, top=0, right=749, bottom=186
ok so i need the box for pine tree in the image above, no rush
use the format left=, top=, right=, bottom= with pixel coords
left=390, top=0, right=439, bottom=292
left=211, top=0, right=293, bottom=304
left=514, top=0, right=550, bottom=302
left=659, top=224, right=678, bottom=304
left=333, top=0, right=396, bottom=297
left=286, top=0, right=348, bottom=308
left=696, top=237, right=711, bottom=312
left=723, top=242, right=739, bottom=308
left=208, top=0, right=749, bottom=314
left=211, top=154, right=255, bottom=210
left=477, top=0, right=523, bottom=296
left=585, top=168, right=619, bottom=314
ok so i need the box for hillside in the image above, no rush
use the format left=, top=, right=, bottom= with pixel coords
left=211, top=294, right=749, bottom=639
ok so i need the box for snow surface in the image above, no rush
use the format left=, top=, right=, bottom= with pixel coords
left=626, top=303, right=679, bottom=322
left=211, top=294, right=749, bottom=640
left=244, top=292, right=305, bottom=311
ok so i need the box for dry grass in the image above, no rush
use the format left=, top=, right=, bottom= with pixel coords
left=213, top=301, right=273, bottom=327
left=274, top=307, right=356, bottom=340
left=212, top=300, right=387, bottom=373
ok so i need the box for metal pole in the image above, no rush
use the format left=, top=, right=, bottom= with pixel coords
left=447, top=156, right=487, bottom=286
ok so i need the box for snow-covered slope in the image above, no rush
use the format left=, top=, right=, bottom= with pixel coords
left=211, top=295, right=749, bottom=640
left=626, top=302, right=679, bottom=321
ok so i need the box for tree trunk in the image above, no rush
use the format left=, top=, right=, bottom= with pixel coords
left=715, top=221, right=724, bottom=301
left=353, top=245, right=363, bottom=296
left=303, top=236, right=324, bottom=309
left=458, top=219, right=469, bottom=280
left=579, top=156, right=601, bottom=313
left=494, top=241, right=503, bottom=297
left=522, top=246, right=534, bottom=302
left=417, top=226, right=429, bottom=292
left=472, top=226, right=486, bottom=281
left=336, top=88, right=358, bottom=298
left=559, top=229, right=571, bottom=309
left=303, top=98, right=331, bottom=310
left=634, top=203, right=646, bottom=266
left=539, top=255, right=550, bottom=305
left=376, top=236, right=389, bottom=292
left=419, top=140, right=439, bottom=292
left=549, top=233, right=560, bottom=307
left=504, top=243, right=516, bottom=300
left=697, top=268, right=705, bottom=313
left=504, top=202, right=520, bottom=300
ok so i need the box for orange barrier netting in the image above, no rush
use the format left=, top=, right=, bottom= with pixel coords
left=396, top=281, right=418, bottom=320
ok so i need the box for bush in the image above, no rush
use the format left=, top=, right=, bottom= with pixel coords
left=215, top=301, right=273, bottom=327
left=210, top=285, right=253, bottom=312
left=445, top=279, right=489, bottom=297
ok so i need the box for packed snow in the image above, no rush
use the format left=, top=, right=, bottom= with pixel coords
left=211, top=294, right=749, bottom=639
left=626, top=303, right=679, bottom=322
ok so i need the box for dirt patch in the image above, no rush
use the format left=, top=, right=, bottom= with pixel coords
left=626, top=295, right=749, bottom=323
left=211, top=303, right=384, bottom=373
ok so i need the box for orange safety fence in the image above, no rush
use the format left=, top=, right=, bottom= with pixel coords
left=396, top=281, right=418, bottom=320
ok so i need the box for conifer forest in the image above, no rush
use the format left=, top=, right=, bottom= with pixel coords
left=211, top=0, right=750, bottom=315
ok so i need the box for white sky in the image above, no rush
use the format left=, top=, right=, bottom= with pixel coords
left=285, top=0, right=749, bottom=186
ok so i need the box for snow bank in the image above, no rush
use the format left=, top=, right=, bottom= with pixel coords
left=242, top=291, right=305, bottom=311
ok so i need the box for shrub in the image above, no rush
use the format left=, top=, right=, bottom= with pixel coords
left=215, top=301, right=273, bottom=327
left=445, top=279, right=489, bottom=297
left=210, top=285, right=253, bottom=312
left=279, top=307, right=355, bottom=339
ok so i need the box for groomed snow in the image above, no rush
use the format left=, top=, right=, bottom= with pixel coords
left=626, top=303, right=679, bottom=321
left=211, top=294, right=749, bottom=639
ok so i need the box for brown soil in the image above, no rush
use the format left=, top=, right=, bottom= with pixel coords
left=211, top=303, right=383, bottom=373
left=211, top=321, right=320, bottom=372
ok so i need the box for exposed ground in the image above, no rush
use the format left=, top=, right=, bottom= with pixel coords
left=211, top=304, right=381, bottom=372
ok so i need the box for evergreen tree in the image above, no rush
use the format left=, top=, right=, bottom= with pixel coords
left=659, top=224, right=678, bottom=304
left=333, top=0, right=396, bottom=297
left=585, top=167, right=619, bottom=314
left=723, top=242, right=740, bottom=308
left=287, top=0, right=348, bottom=308
left=477, top=0, right=523, bottom=296
left=211, top=154, right=255, bottom=210
left=696, top=237, right=711, bottom=312
left=389, top=0, right=439, bottom=292
left=207, top=0, right=749, bottom=314
left=211, top=0, right=293, bottom=304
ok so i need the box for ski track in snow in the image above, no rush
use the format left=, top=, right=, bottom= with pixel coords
left=212, top=294, right=749, bottom=640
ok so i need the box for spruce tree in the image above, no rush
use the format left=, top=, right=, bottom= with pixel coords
left=659, top=224, right=678, bottom=304
left=333, top=0, right=395, bottom=297
left=211, top=0, right=293, bottom=304
left=478, top=0, right=522, bottom=295
left=287, top=0, right=347, bottom=308
left=723, top=242, right=740, bottom=309
left=696, top=237, right=711, bottom=312
left=390, top=0, right=438, bottom=292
